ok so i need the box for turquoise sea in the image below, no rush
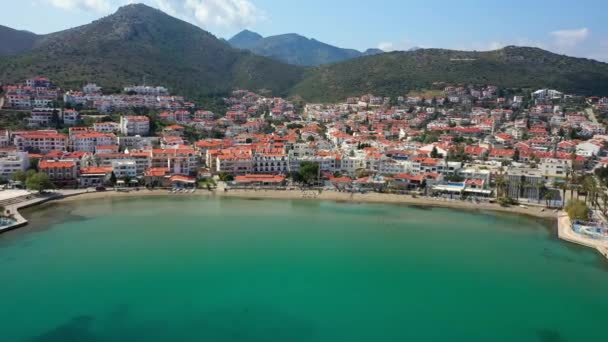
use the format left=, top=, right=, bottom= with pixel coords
left=1, top=197, right=607, bottom=341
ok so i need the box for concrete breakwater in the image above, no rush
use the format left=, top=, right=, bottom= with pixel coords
left=557, top=212, right=608, bottom=260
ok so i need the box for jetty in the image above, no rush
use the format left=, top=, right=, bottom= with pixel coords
left=557, top=212, right=608, bottom=260
left=0, top=189, right=88, bottom=234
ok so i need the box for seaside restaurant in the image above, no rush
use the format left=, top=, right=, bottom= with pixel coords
left=431, top=180, right=492, bottom=199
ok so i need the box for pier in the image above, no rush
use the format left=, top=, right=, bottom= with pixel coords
left=557, top=212, right=608, bottom=260
left=0, top=190, right=88, bottom=234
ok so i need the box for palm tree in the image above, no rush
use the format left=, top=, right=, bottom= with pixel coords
left=560, top=182, right=568, bottom=208
left=495, top=174, right=507, bottom=198
left=544, top=192, right=555, bottom=208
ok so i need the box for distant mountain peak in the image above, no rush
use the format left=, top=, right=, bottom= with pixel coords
left=116, top=2, right=157, bottom=13
left=229, top=29, right=264, bottom=49
left=228, top=31, right=383, bottom=66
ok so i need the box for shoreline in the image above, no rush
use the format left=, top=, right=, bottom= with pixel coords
left=52, top=188, right=558, bottom=219
left=557, top=212, right=608, bottom=260
left=10, top=188, right=608, bottom=261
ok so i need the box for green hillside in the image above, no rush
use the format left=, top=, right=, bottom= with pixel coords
left=291, top=47, right=608, bottom=102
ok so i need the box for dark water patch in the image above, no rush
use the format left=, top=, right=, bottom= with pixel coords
left=28, top=315, right=99, bottom=342
left=195, top=304, right=317, bottom=342
left=537, top=329, right=567, bottom=342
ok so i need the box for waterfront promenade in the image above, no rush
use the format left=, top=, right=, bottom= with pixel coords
left=558, top=212, right=608, bottom=260
left=0, top=189, right=89, bottom=234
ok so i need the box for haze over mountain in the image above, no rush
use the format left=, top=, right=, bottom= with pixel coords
left=0, top=25, right=40, bottom=56
left=228, top=30, right=383, bottom=66
left=1, top=3, right=608, bottom=104
left=0, top=4, right=303, bottom=100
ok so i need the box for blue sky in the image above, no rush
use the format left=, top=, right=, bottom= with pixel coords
left=3, top=0, right=608, bottom=61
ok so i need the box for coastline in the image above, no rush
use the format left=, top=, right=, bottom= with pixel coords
left=53, top=188, right=558, bottom=219
left=12, top=188, right=608, bottom=261
left=557, top=212, right=608, bottom=260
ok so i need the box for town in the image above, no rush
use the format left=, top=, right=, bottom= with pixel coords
left=1, top=77, right=608, bottom=241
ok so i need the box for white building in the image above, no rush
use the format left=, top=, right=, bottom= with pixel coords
left=62, top=109, right=80, bottom=126
left=111, top=160, right=137, bottom=179
left=539, top=158, right=570, bottom=181
left=28, top=108, right=61, bottom=127
left=576, top=141, right=602, bottom=157
left=0, top=152, right=29, bottom=178
left=93, top=122, right=120, bottom=133
left=120, top=116, right=150, bottom=136
left=83, top=83, right=102, bottom=94
left=71, top=132, right=118, bottom=153
left=14, top=132, right=68, bottom=153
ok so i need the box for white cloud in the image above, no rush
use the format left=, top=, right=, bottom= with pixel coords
left=181, top=0, right=263, bottom=28
left=43, top=0, right=264, bottom=30
left=45, top=0, right=112, bottom=12
left=550, top=28, right=590, bottom=48
left=378, top=42, right=394, bottom=52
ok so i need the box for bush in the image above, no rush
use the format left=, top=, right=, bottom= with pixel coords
left=565, top=200, right=589, bottom=221
left=498, top=197, right=518, bottom=207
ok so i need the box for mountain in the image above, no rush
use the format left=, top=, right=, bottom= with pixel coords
left=228, top=29, right=263, bottom=50
left=228, top=30, right=383, bottom=66
left=0, top=25, right=40, bottom=55
left=0, top=4, right=303, bottom=100
left=363, top=48, right=384, bottom=56
left=291, top=46, right=608, bottom=102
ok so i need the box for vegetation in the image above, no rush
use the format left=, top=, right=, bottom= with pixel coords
left=0, top=4, right=303, bottom=99
left=291, top=47, right=608, bottom=102
left=228, top=30, right=382, bottom=67
left=565, top=200, right=590, bottom=221
left=498, top=197, right=518, bottom=207
left=290, top=162, right=320, bottom=186
left=218, top=172, right=234, bottom=182
left=0, top=25, right=38, bottom=55
left=25, top=172, right=53, bottom=192
left=4, top=6, right=608, bottom=105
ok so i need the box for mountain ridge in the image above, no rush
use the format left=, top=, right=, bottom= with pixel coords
left=0, top=4, right=304, bottom=101
left=0, top=25, right=40, bottom=56
left=291, top=46, right=608, bottom=101
left=228, top=30, right=383, bottom=66
left=2, top=4, right=608, bottom=104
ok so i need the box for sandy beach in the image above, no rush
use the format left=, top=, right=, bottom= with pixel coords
left=54, top=189, right=558, bottom=219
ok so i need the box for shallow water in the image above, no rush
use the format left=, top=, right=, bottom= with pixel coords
left=1, top=197, right=607, bottom=341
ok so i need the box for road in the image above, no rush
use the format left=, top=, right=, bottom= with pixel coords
left=586, top=107, right=599, bottom=124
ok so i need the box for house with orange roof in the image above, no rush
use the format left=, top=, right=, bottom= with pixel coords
left=152, top=147, right=200, bottom=176
left=14, top=131, right=68, bottom=154
left=79, top=166, right=113, bottom=188
left=39, top=160, right=77, bottom=186
left=215, top=148, right=253, bottom=176
left=71, top=132, right=117, bottom=152
left=234, top=174, right=286, bottom=187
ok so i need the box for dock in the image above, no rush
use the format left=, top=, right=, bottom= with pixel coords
left=557, top=212, right=608, bottom=260
left=0, top=189, right=89, bottom=234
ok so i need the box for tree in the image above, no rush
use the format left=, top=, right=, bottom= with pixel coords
left=218, top=172, right=234, bottom=182
left=299, top=162, right=319, bottom=185
left=565, top=200, right=589, bottom=221
left=512, top=149, right=520, bottom=162
left=109, top=172, right=117, bottom=186
left=12, top=170, right=28, bottom=183
left=26, top=173, right=53, bottom=192
left=430, top=146, right=439, bottom=158
left=29, top=158, right=39, bottom=172
left=544, top=191, right=555, bottom=208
